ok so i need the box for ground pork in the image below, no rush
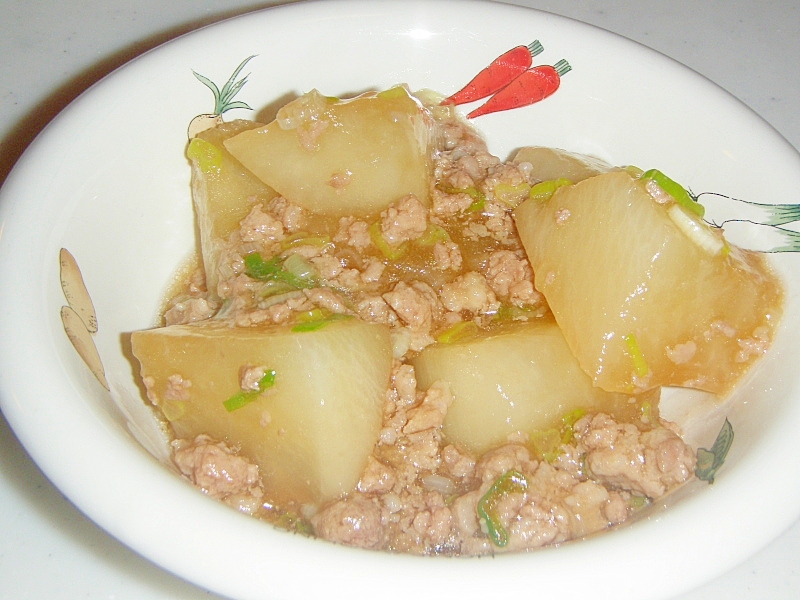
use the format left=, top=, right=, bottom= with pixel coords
left=379, top=194, right=428, bottom=246
left=239, top=203, right=285, bottom=244
left=575, top=413, right=696, bottom=498
left=171, top=435, right=263, bottom=514
left=382, top=281, right=442, bottom=334
left=431, top=186, right=475, bottom=216
left=357, top=295, right=400, bottom=326
left=164, top=296, right=218, bottom=326
left=311, top=496, right=385, bottom=549
left=482, top=200, right=517, bottom=244
left=484, top=249, right=541, bottom=307
left=432, top=240, right=463, bottom=271
left=439, top=271, right=500, bottom=314
left=334, top=216, right=372, bottom=250
left=303, top=287, right=353, bottom=315
left=266, top=196, right=307, bottom=232
left=162, top=373, right=191, bottom=402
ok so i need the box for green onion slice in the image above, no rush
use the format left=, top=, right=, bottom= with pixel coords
left=477, top=470, right=528, bottom=547
left=244, top=252, right=320, bottom=289
left=415, top=223, right=450, bottom=247
left=222, top=369, right=276, bottom=412
left=186, top=138, right=223, bottom=174
left=435, top=321, right=479, bottom=344
left=291, top=312, right=352, bottom=332
left=436, top=184, right=486, bottom=213
left=280, top=232, right=331, bottom=250
left=640, top=168, right=704, bottom=217
left=529, top=429, right=561, bottom=462
left=493, top=181, right=531, bottom=207
left=560, top=408, right=586, bottom=444
left=369, top=222, right=408, bottom=260
left=529, top=178, right=572, bottom=202
left=622, top=333, right=649, bottom=377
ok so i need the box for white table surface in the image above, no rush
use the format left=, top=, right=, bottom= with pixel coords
left=1, top=0, right=798, bottom=598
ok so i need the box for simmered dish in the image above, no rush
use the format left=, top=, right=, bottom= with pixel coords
left=131, top=85, right=782, bottom=555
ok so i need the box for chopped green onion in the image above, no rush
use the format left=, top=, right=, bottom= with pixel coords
left=560, top=408, right=585, bottom=444
left=294, top=308, right=328, bottom=323
left=477, top=470, right=528, bottom=547
left=369, top=221, right=408, bottom=260
left=494, top=304, right=545, bottom=321
left=529, top=408, right=586, bottom=461
left=640, top=168, right=704, bottom=217
left=376, top=85, right=409, bottom=100
left=493, top=181, right=531, bottom=207
left=275, top=511, right=315, bottom=536
left=623, top=165, right=644, bottom=178
left=436, top=184, right=486, bottom=212
left=529, top=429, right=561, bottom=462
left=466, top=197, right=485, bottom=212
left=244, top=252, right=283, bottom=280
left=435, top=320, right=479, bottom=344
left=257, top=280, right=298, bottom=299
left=667, top=204, right=728, bottom=256
left=280, top=232, right=331, bottom=250
left=291, top=312, right=352, bottom=332
left=186, top=138, right=223, bottom=174
left=282, top=253, right=320, bottom=287
left=244, top=252, right=320, bottom=289
left=640, top=400, right=654, bottom=426
left=528, top=178, right=572, bottom=202
left=223, top=369, right=276, bottom=412
left=415, top=223, right=450, bottom=247
left=622, top=333, right=649, bottom=377
left=628, top=494, right=648, bottom=509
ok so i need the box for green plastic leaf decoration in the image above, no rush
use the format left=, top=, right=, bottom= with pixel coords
left=695, top=418, right=734, bottom=484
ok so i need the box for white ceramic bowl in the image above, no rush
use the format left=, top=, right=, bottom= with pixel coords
left=2, top=1, right=800, bottom=599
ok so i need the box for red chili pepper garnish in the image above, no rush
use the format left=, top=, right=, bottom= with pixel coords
left=467, top=59, right=571, bottom=118
left=441, top=40, right=544, bottom=106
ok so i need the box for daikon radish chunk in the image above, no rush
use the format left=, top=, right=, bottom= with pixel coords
left=186, top=120, right=279, bottom=296
left=512, top=146, right=612, bottom=184
left=411, top=319, right=654, bottom=455
left=513, top=170, right=783, bottom=394
left=224, top=86, right=432, bottom=217
left=131, top=317, right=392, bottom=505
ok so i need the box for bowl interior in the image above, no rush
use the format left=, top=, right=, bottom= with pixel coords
left=2, top=1, right=800, bottom=599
